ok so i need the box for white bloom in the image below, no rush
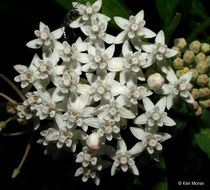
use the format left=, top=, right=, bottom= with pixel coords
left=142, top=30, right=177, bottom=73
left=135, top=97, right=176, bottom=127
left=114, top=10, right=156, bottom=49
left=81, top=44, right=115, bottom=74
left=85, top=72, right=125, bottom=102
left=16, top=103, right=33, bottom=120
left=24, top=91, right=42, bottom=110
left=62, top=94, right=94, bottom=131
left=108, top=41, right=148, bottom=84
left=166, top=69, right=194, bottom=109
left=130, top=127, right=171, bottom=154
left=147, top=73, right=164, bottom=91
left=80, top=15, right=115, bottom=47
left=26, top=22, right=63, bottom=50
left=96, top=97, right=135, bottom=122
left=111, top=138, right=144, bottom=176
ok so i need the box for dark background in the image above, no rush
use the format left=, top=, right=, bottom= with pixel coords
left=0, top=0, right=210, bottom=190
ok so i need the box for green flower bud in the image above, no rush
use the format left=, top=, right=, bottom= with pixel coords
left=191, top=89, right=200, bottom=99
left=190, top=69, right=199, bottom=81
left=199, top=99, right=210, bottom=108
left=196, top=61, right=208, bottom=74
left=172, top=46, right=181, bottom=57
left=173, top=57, right=184, bottom=69
left=189, top=40, right=201, bottom=54
left=201, top=43, right=210, bottom=54
left=195, top=106, right=202, bottom=116
left=192, top=101, right=199, bottom=110
left=174, top=38, right=187, bottom=51
left=176, top=70, right=185, bottom=78
left=183, top=67, right=190, bottom=73
left=197, top=74, right=209, bottom=86
left=183, top=50, right=195, bottom=64
left=199, top=87, right=210, bottom=97
left=195, top=52, right=206, bottom=63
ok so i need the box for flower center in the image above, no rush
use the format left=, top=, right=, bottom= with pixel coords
left=130, top=56, right=139, bottom=65
left=84, top=152, right=92, bottom=161
left=148, top=138, right=158, bottom=147
left=20, top=73, right=30, bottom=81
left=39, top=65, right=49, bottom=73
left=62, top=78, right=72, bottom=88
left=97, top=86, right=105, bottom=94
left=130, top=23, right=139, bottom=32
left=109, top=106, right=117, bottom=116
left=64, top=47, right=73, bottom=57
left=42, top=104, right=52, bottom=114
left=94, top=55, right=102, bottom=64
left=28, top=96, right=38, bottom=104
left=152, top=112, right=160, bottom=121
left=177, top=82, right=186, bottom=91
left=69, top=112, right=79, bottom=122
left=104, top=123, right=112, bottom=134
left=120, top=155, right=128, bottom=165
left=131, top=89, right=140, bottom=99
left=85, top=6, right=93, bottom=15
left=40, top=32, right=49, bottom=41
left=157, top=44, right=167, bottom=55
left=91, top=24, right=100, bottom=34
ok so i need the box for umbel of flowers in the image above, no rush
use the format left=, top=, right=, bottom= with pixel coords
left=13, top=0, right=194, bottom=185
left=171, top=38, right=210, bottom=115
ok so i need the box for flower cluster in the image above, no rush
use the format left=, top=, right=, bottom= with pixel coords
left=13, top=0, right=194, bottom=185
left=171, top=38, right=210, bottom=115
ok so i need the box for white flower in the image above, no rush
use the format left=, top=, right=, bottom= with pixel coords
left=81, top=44, right=115, bottom=74
left=166, top=69, right=194, bottom=109
left=26, top=22, right=63, bottom=50
left=16, top=103, right=33, bottom=120
left=114, top=10, right=156, bottom=49
left=108, top=41, right=148, bottom=84
left=135, top=97, right=176, bottom=127
left=130, top=127, right=171, bottom=154
left=70, top=0, right=104, bottom=25
left=14, top=54, right=38, bottom=88
left=58, top=37, right=88, bottom=63
left=24, top=91, right=42, bottom=110
left=142, top=30, right=177, bottom=73
left=147, top=73, right=164, bottom=91
left=96, top=97, right=135, bottom=122
left=111, top=138, right=144, bottom=176
left=61, top=94, right=94, bottom=131
left=84, top=72, right=125, bottom=102
left=80, top=15, right=115, bottom=47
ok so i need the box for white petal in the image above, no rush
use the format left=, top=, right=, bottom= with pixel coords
left=129, top=142, right=144, bottom=156
left=162, top=116, right=176, bottom=126
left=122, top=40, right=133, bottom=57
left=114, top=31, right=127, bottom=44
left=92, top=0, right=102, bottom=12
left=130, top=164, right=139, bottom=176
left=166, top=68, right=178, bottom=84
left=111, top=164, right=117, bottom=176
left=26, top=39, right=43, bottom=49
left=83, top=118, right=99, bottom=128
left=55, top=114, right=66, bottom=130
left=155, top=30, right=165, bottom=44
left=159, top=133, right=171, bottom=142
left=108, top=58, right=125, bottom=72
left=77, top=53, right=89, bottom=63
left=142, top=27, right=156, bottom=38
left=134, top=114, right=148, bottom=125
left=185, top=92, right=194, bottom=104
left=143, top=97, right=154, bottom=112
left=141, top=43, right=156, bottom=53
left=101, top=33, right=115, bottom=44
left=114, top=16, right=130, bottom=30
left=70, top=18, right=80, bottom=28
left=51, top=28, right=63, bottom=39
left=130, top=127, right=146, bottom=141
left=166, top=93, right=176, bottom=110
left=120, top=107, right=135, bottom=119
left=104, top=44, right=115, bottom=59
left=165, top=48, right=178, bottom=58
left=156, top=97, right=166, bottom=112
left=117, top=138, right=127, bottom=152
left=135, top=10, right=144, bottom=23
left=179, top=71, right=193, bottom=84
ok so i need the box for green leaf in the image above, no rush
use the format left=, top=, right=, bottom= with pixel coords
left=191, top=0, right=208, bottom=20
left=53, top=0, right=132, bottom=28
left=195, top=129, right=210, bottom=159
left=153, top=181, right=168, bottom=190
left=155, top=0, right=180, bottom=30
left=165, top=12, right=181, bottom=44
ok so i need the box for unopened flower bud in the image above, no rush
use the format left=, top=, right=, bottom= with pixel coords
left=174, top=38, right=187, bottom=51
left=189, top=40, right=201, bottom=54
left=199, top=87, right=210, bottom=97
left=192, top=101, right=199, bottom=110
left=195, top=106, right=202, bottom=116
left=183, top=67, right=189, bottom=73
left=199, top=99, right=210, bottom=108
left=147, top=73, right=164, bottom=90
left=191, top=89, right=200, bottom=99
left=196, top=61, right=208, bottom=74
left=195, top=52, right=206, bottom=63
left=176, top=70, right=185, bottom=78
left=86, top=132, right=100, bottom=150
left=183, top=50, right=195, bottom=64
left=172, top=47, right=181, bottom=57
left=201, top=43, right=210, bottom=54
left=173, top=57, right=184, bottom=69
left=197, top=74, right=208, bottom=86
left=190, top=69, right=198, bottom=81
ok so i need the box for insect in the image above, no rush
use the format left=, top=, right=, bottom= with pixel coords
left=61, top=3, right=81, bottom=42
